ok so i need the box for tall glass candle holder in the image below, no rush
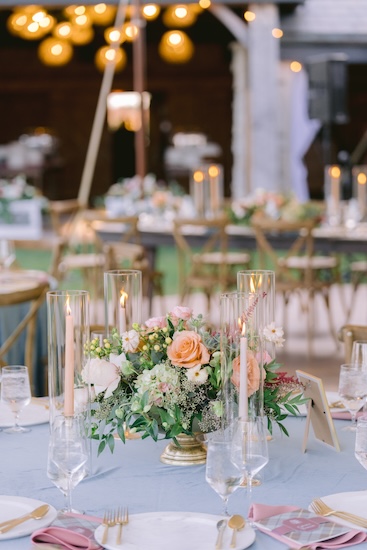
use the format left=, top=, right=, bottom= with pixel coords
left=220, top=291, right=264, bottom=431
left=324, top=165, right=342, bottom=226
left=47, top=290, right=90, bottom=425
left=190, top=164, right=224, bottom=219
left=352, top=165, right=367, bottom=222
left=237, top=270, right=276, bottom=360
left=104, top=270, right=142, bottom=336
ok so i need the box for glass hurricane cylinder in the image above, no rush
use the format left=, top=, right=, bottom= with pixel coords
left=47, top=290, right=91, bottom=425
left=104, top=270, right=142, bottom=336
left=237, top=270, right=276, bottom=361
left=220, top=291, right=264, bottom=431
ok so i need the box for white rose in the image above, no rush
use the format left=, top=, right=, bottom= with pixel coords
left=82, top=358, right=120, bottom=398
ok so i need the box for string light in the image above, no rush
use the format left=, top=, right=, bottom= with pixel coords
left=94, top=45, right=127, bottom=72
left=38, top=37, right=73, bottom=66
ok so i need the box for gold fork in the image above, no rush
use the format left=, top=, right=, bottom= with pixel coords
left=101, top=509, right=117, bottom=545
left=116, top=507, right=129, bottom=545
left=310, top=498, right=367, bottom=528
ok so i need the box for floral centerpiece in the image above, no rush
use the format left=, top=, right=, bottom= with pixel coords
left=83, top=306, right=305, bottom=455
left=229, top=189, right=324, bottom=226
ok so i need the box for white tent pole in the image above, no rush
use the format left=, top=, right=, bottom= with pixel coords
left=77, top=0, right=128, bottom=207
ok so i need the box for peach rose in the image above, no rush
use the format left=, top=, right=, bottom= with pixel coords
left=231, top=350, right=264, bottom=397
left=167, top=330, right=210, bottom=369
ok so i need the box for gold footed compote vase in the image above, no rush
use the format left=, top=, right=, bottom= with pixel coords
left=160, top=433, right=207, bottom=466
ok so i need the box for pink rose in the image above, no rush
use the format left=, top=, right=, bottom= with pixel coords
left=255, top=350, right=273, bottom=365
left=145, top=316, right=167, bottom=329
left=231, top=350, right=264, bottom=397
left=170, top=306, right=193, bottom=322
left=167, top=330, right=210, bottom=369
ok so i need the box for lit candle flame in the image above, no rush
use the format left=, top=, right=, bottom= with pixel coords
left=120, top=290, right=128, bottom=307
left=238, top=317, right=246, bottom=336
left=250, top=277, right=256, bottom=293
left=66, top=296, right=71, bottom=316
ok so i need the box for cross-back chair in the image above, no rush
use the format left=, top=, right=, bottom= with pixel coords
left=48, top=200, right=107, bottom=321
left=338, top=324, right=367, bottom=363
left=89, top=213, right=165, bottom=316
left=173, top=216, right=251, bottom=312
left=13, top=237, right=64, bottom=282
left=0, top=276, right=50, bottom=394
left=251, top=216, right=340, bottom=355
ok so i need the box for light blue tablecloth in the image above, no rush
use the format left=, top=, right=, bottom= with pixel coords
left=1, top=416, right=367, bottom=549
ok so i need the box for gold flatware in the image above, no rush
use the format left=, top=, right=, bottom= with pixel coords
left=310, top=498, right=367, bottom=528
left=0, top=504, right=49, bottom=534
left=215, top=519, right=226, bottom=549
left=101, top=509, right=116, bottom=546
left=116, top=507, right=129, bottom=545
left=228, top=514, right=245, bottom=548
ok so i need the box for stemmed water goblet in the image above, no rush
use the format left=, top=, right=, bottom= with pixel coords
left=205, top=432, right=242, bottom=516
left=47, top=414, right=89, bottom=513
left=355, top=417, right=367, bottom=472
left=351, top=341, right=367, bottom=414
left=1, top=365, right=31, bottom=433
left=338, top=363, right=367, bottom=431
left=230, top=416, right=269, bottom=522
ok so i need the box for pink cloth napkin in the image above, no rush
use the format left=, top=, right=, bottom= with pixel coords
left=31, top=512, right=103, bottom=550
left=249, top=503, right=367, bottom=549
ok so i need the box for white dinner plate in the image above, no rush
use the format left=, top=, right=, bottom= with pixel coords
left=0, top=495, right=57, bottom=540
left=309, top=491, right=367, bottom=531
left=0, top=398, right=49, bottom=428
left=94, top=511, right=256, bottom=550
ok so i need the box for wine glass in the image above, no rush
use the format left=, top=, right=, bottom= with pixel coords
left=1, top=365, right=31, bottom=433
left=205, top=432, right=242, bottom=516
left=351, top=341, right=367, bottom=367
left=47, top=414, right=88, bottom=513
left=351, top=342, right=367, bottom=414
left=355, top=417, right=367, bottom=472
left=338, top=363, right=367, bottom=431
left=0, top=239, right=15, bottom=270
left=231, top=416, right=269, bottom=521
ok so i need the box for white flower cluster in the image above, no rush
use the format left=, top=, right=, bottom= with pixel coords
left=263, top=322, right=285, bottom=347
left=133, top=362, right=180, bottom=411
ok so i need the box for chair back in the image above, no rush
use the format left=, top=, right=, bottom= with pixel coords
left=251, top=217, right=316, bottom=288
left=13, top=237, right=64, bottom=281
left=173, top=215, right=230, bottom=293
left=0, top=274, right=50, bottom=393
left=338, top=324, right=367, bottom=363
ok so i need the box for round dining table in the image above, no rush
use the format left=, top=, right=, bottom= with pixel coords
left=0, top=414, right=366, bottom=549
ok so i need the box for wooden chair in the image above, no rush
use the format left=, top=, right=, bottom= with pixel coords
left=345, top=259, right=367, bottom=322
left=48, top=200, right=107, bottom=321
left=0, top=275, right=50, bottom=394
left=173, top=216, right=251, bottom=312
left=251, top=216, right=340, bottom=355
left=89, top=213, right=165, bottom=315
left=13, top=237, right=64, bottom=281
left=338, top=324, right=367, bottom=363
